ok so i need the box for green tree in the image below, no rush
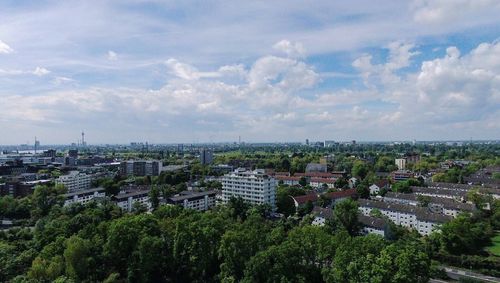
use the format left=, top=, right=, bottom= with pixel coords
left=333, top=198, right=360, bottom=236
left=64, top=235, right=92, bottom=281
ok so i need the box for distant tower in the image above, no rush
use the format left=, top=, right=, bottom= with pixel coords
left=81, top=131, right=85, bottom=147
left=34, top=136, right=38, bottom=154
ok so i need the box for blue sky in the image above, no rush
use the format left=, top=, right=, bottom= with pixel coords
left=0, top=0, right=499, bottom=144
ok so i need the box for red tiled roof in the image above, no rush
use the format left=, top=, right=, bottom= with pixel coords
left=324, top=188, right=356, bottom=200
left=292, top=193, right=318, bottom=204
left=275, top=176, right=301, bottom=181
left=294, top=172, right=337, bottom=178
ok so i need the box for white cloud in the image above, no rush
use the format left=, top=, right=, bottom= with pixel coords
left=0, top=40, right=14, bottom=54
left=107, top=50, right=118, bottom=60
left=33, top=67, right=50, bottom=76
left=273, top=40, right=306, bottom=58
left=412, top=0, right=500, bottom=24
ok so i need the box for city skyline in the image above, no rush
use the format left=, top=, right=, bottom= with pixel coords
left=1, top=1, right=500, bottom=144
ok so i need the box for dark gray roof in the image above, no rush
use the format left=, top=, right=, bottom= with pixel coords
left=384, top=192, right=475, bottom=211
left=358, top=215, right=386, bottom=229
left=415, top=210, right=452, bottom=223
left=358, top=199, right=418, bottom=214
left=114, top=189, right=150, bottom=200
left=168, top=190, right=217, bottom=202
left=64, top=187, right=105, bottom=198
left=312, top=206, right=333, bottom=219
left=410, top=186, right=467, bottom=197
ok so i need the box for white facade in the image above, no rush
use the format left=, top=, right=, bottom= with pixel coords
left=395, top=158, right=406, bottom=170
left=221, top=168, right=276, bottom=208
left=168, top=191, right=217, bottom=211
left=64, top=188, right=105, bottom=206
left=115, top=191, right=151, bottom=212
left=359, top=200, right=451, bottom=236
left=369, top=184, right=380, bottom=195
left=56, top=171, right=91, bottom=193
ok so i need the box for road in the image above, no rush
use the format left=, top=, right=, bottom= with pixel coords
left=440, top=266, right=500, bottom=282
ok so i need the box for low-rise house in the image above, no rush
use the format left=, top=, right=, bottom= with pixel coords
left=309, top=177, right=336, bottom=189
left=325, top=188, right=357, bottom=205
left=167, top=190, right=217, bottom=211
left=64, top=187, right=106, bottom=206
left=275, top=175, right=302, bottom=186
left=291, top=193, right=318, bottom=208
left=391, top=170, right=413, bottom=182
left=348, top=177, right=358, bottom=189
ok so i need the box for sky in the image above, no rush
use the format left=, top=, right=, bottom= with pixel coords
left=0, top=0, right=499, bottom=145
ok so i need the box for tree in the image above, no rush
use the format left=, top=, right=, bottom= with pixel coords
left=299, top=176, right=307, bottom=187
left=417, top=195, right=431, bottom=207
left=149, top=186, right=160, bottom=211
left=31, top=184, right=67, bottom=218
left=333, top=198, right=360, bottom=236
left=438, top=214, right=494, bottom=255
left=64, top=235, right=92, bottom=281
left=227, top=197, right=249, bottom=221
left=352, top=161, right=369, bottom=180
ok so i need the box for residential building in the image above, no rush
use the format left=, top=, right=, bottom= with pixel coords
left=395, top=158, right=406, bottom=170
left=383, top=192, right=475, bottom=217
left=55, top=171, right=91, bottom=193
left=120, top=160, right=162, bottom=176
left=167, top=190, right=217, bottom=211
left=309, top=177, right=336, bottom=189
left=391, top=170, right=413, bottom=181
left=200, top=148, right=214, bottom=165
left=221, top=168, right=277, bottom=208
left=64, top=187, right=106, bottom=206
left=358, top=199, right=452, bottom=236
left=305, top=163, right=327, bottom=173
left=358, top=215, right=386, bottom=237
left=275, top=175, right=302, bottom=186
left=113, top=189, right=151, bottom=212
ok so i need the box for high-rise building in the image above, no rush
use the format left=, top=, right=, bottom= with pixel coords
left=221, top=168, right=276, bottom=208
left=56, top=171, right=92, bottom=193
left=200, top=148, right=213, bottom=165
left=120, top=160, right=162, bottom=176
left=395, top=158, right=406, bottom=170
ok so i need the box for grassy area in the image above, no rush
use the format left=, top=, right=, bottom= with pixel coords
left=486, top=233, right=500, bottom=256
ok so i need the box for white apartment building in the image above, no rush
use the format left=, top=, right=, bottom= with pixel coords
left=167, top=190, right=217, bottom=211
left=221, top=168, right=276, bottom=208
left=64, top=187, right=106, bottom=206
left=358, top=199, right=452, bottom=236
left=56, top=171, right=92, bottom=193
left=114, top=190, right=151, bottom=212
left=395, top=158, right=406, bottom=170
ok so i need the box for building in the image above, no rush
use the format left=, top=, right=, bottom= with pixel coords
left=383, top=192, right=475, bottom=217
left=309, top=177, right=336, bottom=189
left=120, top=160, right=162, bottom=176
left=395, top=158, right=406, bottom=170
left=113, top=189, right=151, bottom=212
left=167, top=190, right=217, bottom=211
left=358, top=199, right=452, bottom=236
left=221, top=168, right=277, bottom=208
left=391, top=170, right=413, bottom=181
left=311, top=206, right=333, bottom=226
left=275, top=175, right=302, bottom=186
left=359, top=215, right=386, bottom=237
left=199, top=148, right=214, bottom=165
left=64, top=187, right=106, bottom=206
left=306, top=163, right=327, bottom=173
left=324, top=140, right=336, bottom=147
left=55, top=171, right=92, bottom=193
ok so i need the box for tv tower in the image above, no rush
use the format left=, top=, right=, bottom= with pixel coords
left=81, top=131, right=85, bottom=147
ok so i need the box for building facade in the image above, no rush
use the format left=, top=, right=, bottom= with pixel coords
left=221, top=168, right=276, bottom=208
left=167, top=190, right=217, bottom=211
left=64, top=187, right=106, bottom=206
left=120, top=160, right=161, bottom=176
left=56, top=171, right=91, bottom=193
